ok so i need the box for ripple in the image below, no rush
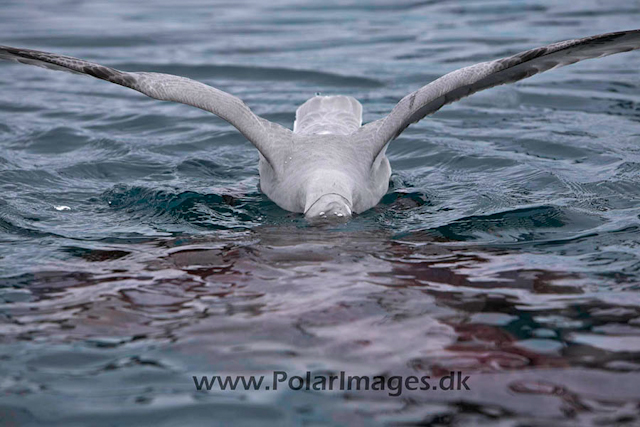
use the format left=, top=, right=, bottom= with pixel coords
left=415, top=205, right=604, bottom=242
left=101, top=184, right=266, bottom=229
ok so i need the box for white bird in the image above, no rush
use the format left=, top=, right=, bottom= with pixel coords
left=1, top=30, right=639, bottom=223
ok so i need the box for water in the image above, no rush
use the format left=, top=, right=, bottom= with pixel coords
left=1, top=0, right=640, bottom=425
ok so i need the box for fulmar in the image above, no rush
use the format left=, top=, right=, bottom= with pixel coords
left=1, top=29, right=639, bottom=222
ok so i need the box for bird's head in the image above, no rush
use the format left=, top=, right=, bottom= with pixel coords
left=304, top=193, right=352, bottom=224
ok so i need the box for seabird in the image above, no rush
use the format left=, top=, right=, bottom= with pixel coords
left=1, top=29, right=639, bottom=222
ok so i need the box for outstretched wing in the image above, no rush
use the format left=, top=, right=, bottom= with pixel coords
left=369, top=29, right=640, bottom=157
left=0, top=45, right=287, bottom=164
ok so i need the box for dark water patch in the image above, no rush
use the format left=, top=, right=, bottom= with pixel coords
left=509, top=137, right=594, bottom=160
left=5, top=270, right=93, bottom=292
left=28, top=348, right=116, bottom=372
left=4, top=35, right=176, bottom=48
left=531, top=19, right=583, bottom=27
left=89, top=234, right=167, bottom=245
left=58, top=161, right=170, bottom=181
left=553, top=8, right=640, bottom=18
left=379, top=188, right=431, bottom=210
left=394, top=47, right=455, bottom=61
left=0, top=216, right=55, bottom=239
left=447, top=3, right=548, bottom=15
left=431, top=36, right=532, bottom=46
left=0, top=100, right=44, bottom=113
left=61, top=246, right=131, bottom=262
left=270, top=0, right=444, bottom=13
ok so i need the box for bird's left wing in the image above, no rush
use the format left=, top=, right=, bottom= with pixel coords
left=0, top=45, right=287, bottom=164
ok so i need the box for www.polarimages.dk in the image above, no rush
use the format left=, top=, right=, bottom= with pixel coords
left=194, top=371, right=471, bottom=397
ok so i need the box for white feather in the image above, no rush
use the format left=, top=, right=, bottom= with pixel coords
left=293, top=95, right=362, bottom=135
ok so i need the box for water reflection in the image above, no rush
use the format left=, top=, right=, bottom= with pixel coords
left=2, top=224, right=640, bottom=424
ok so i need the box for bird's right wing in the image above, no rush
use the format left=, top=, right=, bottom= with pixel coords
left=0, top=45, right=289, bottom=165
left=367, top=29, right=640, bottom=158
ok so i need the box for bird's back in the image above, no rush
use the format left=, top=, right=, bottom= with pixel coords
left=293, top=95, right=362, bottom=136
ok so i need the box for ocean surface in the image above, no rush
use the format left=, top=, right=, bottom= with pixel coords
left=1, top=0, right=640, bottom=425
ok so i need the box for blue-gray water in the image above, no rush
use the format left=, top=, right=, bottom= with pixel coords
left=1, top=0, right=640, bottom=425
